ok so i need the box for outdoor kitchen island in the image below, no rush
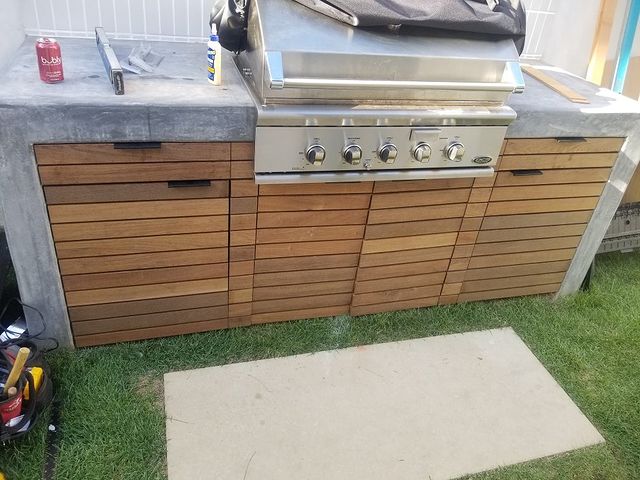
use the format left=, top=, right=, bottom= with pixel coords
left=1, top=38, right=639, bottom=348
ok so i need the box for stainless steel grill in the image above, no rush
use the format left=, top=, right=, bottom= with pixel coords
left=235, top=0, right=525, bottom=184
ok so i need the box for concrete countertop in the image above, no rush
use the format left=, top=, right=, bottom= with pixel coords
left=1, top=37, right=640, bottom=348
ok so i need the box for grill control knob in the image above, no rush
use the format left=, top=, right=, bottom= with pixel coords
left=445, top=141, right=465, bottom=162
left=343, top=145, right=363, bottom=165
left=305, top=144, right=326, bottom=166
left=412, top=142, right=432, bottom=162
left=378, top=144, right=398, bottom=164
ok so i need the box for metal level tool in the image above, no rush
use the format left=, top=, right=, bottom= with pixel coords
left=95, top=27, right=124, bottom=95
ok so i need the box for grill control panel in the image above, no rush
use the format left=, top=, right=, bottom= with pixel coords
left=255, top=125, right=507, bottom=173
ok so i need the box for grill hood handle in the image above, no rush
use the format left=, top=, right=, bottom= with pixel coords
left=265, top=51, right=525, bottom=94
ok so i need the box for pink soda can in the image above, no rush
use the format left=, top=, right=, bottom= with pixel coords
left=36, top=37, right=64, bottom=83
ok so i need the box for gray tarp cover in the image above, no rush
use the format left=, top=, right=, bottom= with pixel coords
left=292, top=0, right=526, bottom=52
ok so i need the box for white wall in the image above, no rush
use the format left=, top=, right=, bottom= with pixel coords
left=0, top=0, right=25, bottom=70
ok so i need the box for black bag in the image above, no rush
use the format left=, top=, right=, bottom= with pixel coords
left=210, top=0, right=250, bottom=53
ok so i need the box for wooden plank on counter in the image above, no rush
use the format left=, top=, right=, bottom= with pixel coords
left=494, top=168, right=612, bottom=186
left=490, top=183, right=605, bottom=201
left=254, top=267, right=357, bottom=287
left=476, top=224, right=587, bottom=243
left=39, top=162, right=230, bottom=185
left=73, top=305, right=229, bottom=336
left=66, top=278, right=229, bottom=307
left=49, top=198, right=228, bottom=223
left=503, top=138, right=624, bottom=155
left=356, top=259, right=450, bottom=281
left=63, top=263, right=228, bottom=291
left=52, top=215, right=228, bottom=241
left=350, top=297, right=439, bottom=316
left=253, top=280, right=354, bottom=301
left=499, top=153, right=618, bottom=171
left=68, top=291, right=228, bottom=322
left=481, top=211, right=593, bottom=230
left=458, top=283, right=560, bottom=303
left=35, top=142, right=231, bottom=165
left=59, top=247, right=228, bottom=275
left=485, top=197, right=599, bottom=216
left=254, top=254, right=360, bottom=273
left=56, top=232, right=228, bottom=259
left=258, top=210, right=368, bottom=228
left=257, top=225, right=365, bottom=244
left=521, top=66, right=589, bottom=104
left=258, top=194, right=371, bottom=212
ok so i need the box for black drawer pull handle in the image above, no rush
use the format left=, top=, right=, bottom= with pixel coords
left=168, top=180, right=212, bottom=188
left=114, top=142, right=162, bottom=150
left=512, top=169, right=543, bottom=176
left=555, top=137, right=587, bottom=143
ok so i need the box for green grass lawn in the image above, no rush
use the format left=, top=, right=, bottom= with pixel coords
left=1, top=251, right=639, bottom=480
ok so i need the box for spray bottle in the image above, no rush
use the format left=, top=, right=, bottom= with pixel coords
left=207, top=24, right=222, bottom=86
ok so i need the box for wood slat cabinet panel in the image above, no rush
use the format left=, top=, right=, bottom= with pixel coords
left=35, top=142, right=238, bottom=346
left=503, top=138, right=624, bottom=156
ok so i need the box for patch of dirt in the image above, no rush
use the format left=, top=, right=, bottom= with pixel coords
left=135, top=374, right=165, bottom=412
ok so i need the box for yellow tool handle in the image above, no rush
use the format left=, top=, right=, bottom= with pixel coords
left=2, top=347, right=30, bottom=395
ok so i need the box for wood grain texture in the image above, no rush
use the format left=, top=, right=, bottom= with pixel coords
left=503, top=138, right=624, bottom=155
left=230, top=230, right=256, bottom=247
left=68, top=292, right=228, bottom=322
left=255, top=240, right=363, bottom=259
left=260, top=183, right=372, bottom=196
left=367, top=203, right=467, bottom=224
left=49, top=198, right=228, bottom=223
left=254, top=267, right=357, bottom=287
left=458, top=283, right=560, bottom=303
left=254, top=254, right=360, bottom=273
left=365, top=218, right=461, bottom=240
left=73, top=305, right=228, bottom=336
left=351, top=284, right=442, bottom=306
left=354, top=272, right=446, bottom=294
left=521, top=66, right=589, bottom=104
left=356, top=259, right=450, bottom=281
left=257, top=225, right=365, bottom=244
left=231, top=143, right=254, bottom=160
left=361, top=232, right=457, bottom=254
left=229, top=260, right=255, bottom=276
left=373, top=178, right=473, bottom=193
left=477, top=224, right=587, bottom=243
left=358, top=246, right=454, bottom=268
left=494, top=168, right=611, bottom=186
left=39, top=162, right=230, bottom=185
left=230, top=161, right=253, bottom=179
left=59, top=248, right=228, bottom=275
left=66, top=278, right=229, bottom=307
left=63, top=263, right=228, bottom=291
left=498, top=153, right=618, bottom=171
left=229, top=289, right=252, bottom=304
left=481, top=211, right=594, bottom=230
left=230, top=246, right=255, bottom=262
left=350, top=296, right=439, bottom=316
left=230, top=197, right=258, bottom=214
left=74, top=317, right=229, bottom=347
left=51, top=216, right=228, bottom=241
left=251, top=306, right=348, bottom=325
left=462, top=272, right=566, bottom=293
left=485, top=197, right=599, bottom=216
left=461, top=261, right=571, bottom=281
left=56, top=232, right=228, bottom=259
left=258, top=210, right=368, bottom=228
left=231, top=214, right=257, bottom=230
left=370, top=189, right=470, bottom=209
left=228, top=275, right=253, bottom=290
left=467, top=248, right=576, bottom=269
left=44, top=181, right=229, bottom=204
left=472, top=236, right=581, bottom=256
left=252, top=294, right=352, bottom=315
left=252, top=280, right=354, bottom=301
left=35, top=142, right=231, bottom=164
left=231, top=180, right=259, bottom=197
left=490, top=183, right=605, bottom=201
left=259, top=194, right=370, bottom=212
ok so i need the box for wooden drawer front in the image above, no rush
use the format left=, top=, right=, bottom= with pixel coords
left=351, top=181, right=471, bottom=316
left=35, top=143, right=234, bottom=346
left=35, top=142, right=238, bottom=185
left=251, top=183, right=371, bottom=324
left=502, top=138, right=624, bottom=156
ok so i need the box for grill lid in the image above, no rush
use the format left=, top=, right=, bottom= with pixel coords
left=236, top=0, right=525, bottom=106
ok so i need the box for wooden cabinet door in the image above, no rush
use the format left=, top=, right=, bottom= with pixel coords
left=350, top=179, right=473, bottom=315
left=36, top=142, right=232, bottom=346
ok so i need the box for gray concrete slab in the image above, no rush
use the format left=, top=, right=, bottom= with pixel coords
left=165, top=328, right=604, bottom=480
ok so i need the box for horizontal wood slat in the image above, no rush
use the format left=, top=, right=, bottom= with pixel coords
left=367, top=204, right=467, bottom=224
left=39, top=162, right=231, bottom=185
left=359, top=246, right=454, bottom=268
left=490, top=183, right=605, bottom=201
left=365, top=218, right=462, bottom=240
left=68, top=292, right=228, bottom=322
left=458, top=283, right=560, bottom=303
left=49, top=198, right=228, bottom=223
left=461, top=261, right=570, bottom=282
left=463, top=272, right=565, bottom=293
left=503, top=138, right=623, bottom=155
left=259, top=183, right=372, bottom=196
left=231, top=143, right=254, bottom=160
left=498, top=153, right=618, bottom=171
left=254, top=254, right=360, bottom=273
left=254, top=267, right=357, bottom=287
left=44, top=181, right=229, bottom=204
left=373, top=178, right=473, bottom=193
left=494, top=168, right=611, bottom=186
left=370, top=189, right=471, bottom=209
left=473, top=236, right=581, bottom=256
left=350, top=297, right=439, bottom=316
left=356, top=259, right=450, bottom=281
left=252, top=280, right=354, bottom=301
left=66, top=278, right=229, bottom=307
left=59, top=248, right=228, bottom=275
left=35, top=142, right=231, bottom=164
left=56, top=232, right=228, bottom=259
left=361, top=232, right=458, bottom=254
left=256, top=226, right=365, bottom=244
left=481, top=211, right=593, bottom=230
left=255, top=240, right=363, bottom=259
left=252, top=294, right=352, bottom=315
left=73, top=305, right=229, bottom=336
left=63, top=263, right=228, bottom=291
left=251, top=306, right=348, bottom=325
left=258, top=210, right=368, bottom=228
left=485, top=197, right=599, bottom=216
left=352, top=284, right=442, bottom=306
left=355, top=272, right=446, bottom=294
left=51, top=216, right=228, bottom=241
left=467, top=248, right=576, bottom=269
left=258, top=195, right=370, bottom=212
left=476, top=224, right=587, bottom=243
